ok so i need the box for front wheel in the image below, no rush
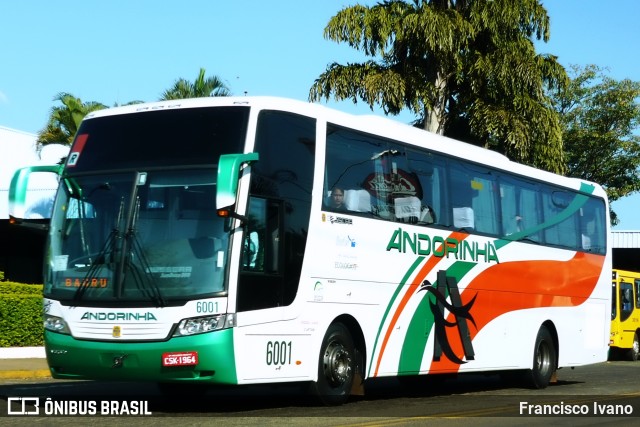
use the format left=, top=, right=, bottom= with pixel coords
left=310, top=322, right=356, bottom=405
left=627, top=332, right=639, bottom=361
left=526, top=326, right=557, bottom=389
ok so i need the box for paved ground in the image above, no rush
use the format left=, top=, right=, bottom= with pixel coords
left=0, top=347, right=50, bottom=380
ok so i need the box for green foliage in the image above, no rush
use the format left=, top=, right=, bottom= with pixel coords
left=160, top=68, right=231, bottom=100
left=549, top=65, right=640, bottom=224
left=0, top=282, right=43, bottom=295
left=310, top=0, right=567, bottom=173
left=36, top=68, right=228, bottom=152
left=0, top=282, right=44, bottom=347
left=37, top=92, right=107, bottom=147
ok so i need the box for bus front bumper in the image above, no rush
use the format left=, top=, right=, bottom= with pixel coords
left=44, top=328, right=237, bottom=384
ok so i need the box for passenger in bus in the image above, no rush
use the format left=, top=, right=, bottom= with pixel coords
left=243, top=231, right=260, bottom=269
left=622, top=288, right=632, bottom=312
left=327, top=187, right=349, bottom=212
left=581, top=209, right=598, bottom=251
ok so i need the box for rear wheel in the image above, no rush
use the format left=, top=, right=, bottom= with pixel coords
left=526, top=326, right=557, bottom=389
left=627, top=332, right=639, bottom=361
left=310, top=322, right=355, bottom=405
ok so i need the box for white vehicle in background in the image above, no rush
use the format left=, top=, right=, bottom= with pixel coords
left=0, top=125, right=68, bottom=282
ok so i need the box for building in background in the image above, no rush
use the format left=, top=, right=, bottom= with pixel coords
left=612, top=231, right=640, bottom=272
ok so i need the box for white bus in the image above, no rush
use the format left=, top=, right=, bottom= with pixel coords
left=10, top=97, right=611, bottom=404
left=1, top=126, right=68, bottom=282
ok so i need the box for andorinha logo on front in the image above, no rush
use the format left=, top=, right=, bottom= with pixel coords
left=80, top=312, right=158, bottom=321
left=386, top=227, right=499, bottom=264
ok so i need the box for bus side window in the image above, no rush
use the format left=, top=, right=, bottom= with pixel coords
left=406, top=149, right=444, bottom=225
left=242, top=197, right=267, bottom=271
left=449, top=164, right=474, bottom=230
left=635, top=280, right=640, bottom=309
left=449, top=162, right=502, bottom=234
left=500, top=182, right=519, bottom=236
left=620, top=282, right=634, bottom=322
left=580, top=198, right=606, bottom=254
left=542, top=188, right=580, bottom=250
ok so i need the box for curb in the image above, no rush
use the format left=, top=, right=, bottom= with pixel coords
left=0, top=347, right=50, bottom=380
left=0, top=369, right=51, bottom=380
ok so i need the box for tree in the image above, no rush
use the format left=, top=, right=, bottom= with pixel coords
left=37, top=92, right=107, bottom=147
left=309, top=0, right=567, bottom=173
left=160, top=68, right=231, bottom=100
left=550, top=64, right=640, bottom=224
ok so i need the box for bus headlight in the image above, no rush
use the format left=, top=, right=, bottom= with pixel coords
left=44, top=315, right=70, bottom=334
left=174, top=314, right=235, bottom=336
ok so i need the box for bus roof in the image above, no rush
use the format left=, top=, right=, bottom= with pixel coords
left=82, top=96, right=605, bottom=199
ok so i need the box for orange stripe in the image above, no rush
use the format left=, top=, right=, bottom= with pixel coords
left=373, top=232, right=468, bottom=376
left=428, top=251, right=605, bottom=373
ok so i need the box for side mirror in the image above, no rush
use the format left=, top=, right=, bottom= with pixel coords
left=9, top=164, right=63, bottom=220
left=216, top=152, right=259, bottom=212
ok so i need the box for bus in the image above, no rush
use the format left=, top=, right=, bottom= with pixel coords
left=9, top=97, right=611, bottom=404
left=610, top=269, right=640, bottom=361
left=1, top=126, right=68, bottom=282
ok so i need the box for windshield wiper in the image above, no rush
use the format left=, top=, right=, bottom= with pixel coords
left=124, top=196, right=166, bottom=307
left=73, top=197, right=125, bottom=302
left=73, top=173, right=165, bottom=307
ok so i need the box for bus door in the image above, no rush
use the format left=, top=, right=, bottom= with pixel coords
left=228, top=110, right=316, bottom=382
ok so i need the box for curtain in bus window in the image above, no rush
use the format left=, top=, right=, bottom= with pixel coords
left=500, top=176, right=541, bottom=242
left=470, top=176, right=499, bottom=235
left=406, top=149, right=444, bottom=225
left=541, top=190, right=562, bottom=246
left=449, top=162, right=499, bottom=234
left=541, top=188, right=579, bottom=250
left=500, top=182, right=518, bottom=236
left=449, top=163, right=475, bottom=229
left=432, top=167, right=442, bottom=223
left=518, top=186, right=541, bottom=242
left=580, top=197, right=606, bottom=254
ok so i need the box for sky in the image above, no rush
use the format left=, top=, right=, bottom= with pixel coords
left=1, top=0, right=639, bottom=229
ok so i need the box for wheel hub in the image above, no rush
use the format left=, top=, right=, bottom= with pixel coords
left=323, top=341, right=352, bottom=386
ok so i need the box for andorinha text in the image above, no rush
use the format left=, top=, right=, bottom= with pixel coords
left=386, top=228, right=499, bottom=264
left=80, top=312, right=158, bottom=321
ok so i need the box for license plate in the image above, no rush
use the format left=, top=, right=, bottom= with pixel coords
left=162, top=351, right=199, bottom=367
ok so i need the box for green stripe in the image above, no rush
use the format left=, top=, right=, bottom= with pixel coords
left=367, top=256, right=424, bottom=377
left=398, top=261, right=476, bottom=374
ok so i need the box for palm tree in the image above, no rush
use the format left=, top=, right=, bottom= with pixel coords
left=309, top=0, right=567, bottom=173
left=160, top=68, right=231, bottom=100
left=37, top=92, right=107, bottom=147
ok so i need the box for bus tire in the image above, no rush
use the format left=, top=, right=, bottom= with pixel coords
left=627, top=332, right=639, bottom=361
left=310, top=322, right=355, bottom=405
left=526, top=326, right=557, bottom=389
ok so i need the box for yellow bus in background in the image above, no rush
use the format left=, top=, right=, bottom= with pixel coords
left=610, top=269, right=640, bottom=361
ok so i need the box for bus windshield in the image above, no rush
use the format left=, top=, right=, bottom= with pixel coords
left=44, top=168, right=229, bottom=305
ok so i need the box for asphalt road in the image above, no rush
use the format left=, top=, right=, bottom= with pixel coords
left=1, top=361, right=639, bottom=426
